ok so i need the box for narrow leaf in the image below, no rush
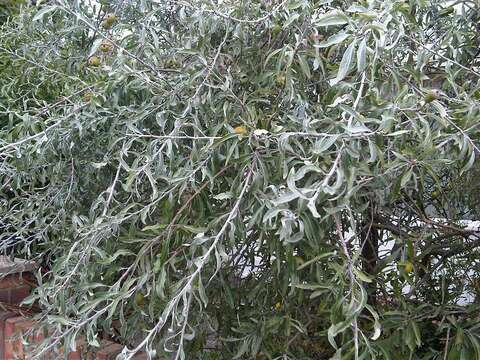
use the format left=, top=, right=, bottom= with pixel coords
left=330, top=40, right=357, bottom=86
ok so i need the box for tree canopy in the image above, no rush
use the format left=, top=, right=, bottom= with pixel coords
left=1, top=0, right=480, bottom=359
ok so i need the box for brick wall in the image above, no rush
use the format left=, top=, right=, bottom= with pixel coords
left=0, top=313, right=152, bottom=359
left=0, top=273, right=33, bottom=305
left=0, top=258, right=155, bottom=359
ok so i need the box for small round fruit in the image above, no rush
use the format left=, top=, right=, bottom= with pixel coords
left=275, top=74, right=286, bottom=87
left=234, top=125, right=248, bottom=135
left=404, top=261, right=414, bottom=274
left=99, top=41, right=112, bottom=53
left=274, top=302, right=282, bottom=310
left=272, top=24, right=282, bottom=35
left=239, top=75, right=248, bottom=85
left=294, top=256, right=305, bottom=267
left=134, top=292, right=145, bottom=306
left=83, top=92, right=93, bottom=102
left=88, top=56, right=101, bottom=67
left=102, top=13, right=117, bottom=29
left=431, top=190, right=440, bottom=199
left=424, top=89, right=441, bottom=103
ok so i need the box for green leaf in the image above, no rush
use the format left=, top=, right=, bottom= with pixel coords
left=357, top=37, right=367, bottom=72
left=353, top=268, right=373, bottom=283
left=98, top=249, right=135, bottom=265
left=179, top=225, right=208, bottom=234
left=297, top=54, right=311, bottom=79
left=461, top=147, right=475, bottom=174
left=411, top=321, right=421, bottom=347
left=400, top=168, right=413, bottom=187
left=330, top=40, right=357, bottom=85
left=32, top=5, right=57, bottom=21
left=316, top=10, right=349, bottom=27
left=297, top=252, right=335, bottom=270
left=141, top=223, right=167, bottom=231
left=316, top=32, right=351, bottom=48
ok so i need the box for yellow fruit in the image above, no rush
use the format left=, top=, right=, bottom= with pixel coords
left=134, top=292, right=145, bottom=306
left=88, top=56, right=101, bottom=67
left=272, top=24, right=282, bottom=35
left=83, top=92, right=93, bottom=102
left=431, top=190, right=440, bottom=199
left=405, top=261, right=414, bottom=274
left=275, top=74, right=286, bottom=87
left=99, top=41, right=112, bottom=53
left=424, top=89, right=441, bottom=103
left=274, top=302, right=281, bottom=310
left=294, top=256, right=305, bottom=267
left=102, top=13, right=117, bottom=29
left=234, top=125, right=248, bottom=135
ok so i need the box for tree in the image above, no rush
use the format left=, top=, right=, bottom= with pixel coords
left=1, top=0, right=480, bottom=359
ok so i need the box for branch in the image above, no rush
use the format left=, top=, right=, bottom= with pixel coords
left=404, top=35, right=480, bottom=78
left=331, top=211, right=359, bottom=358
left=124, top=161, right=255, bottom=359
left=0, top=100, right=89, bottom=154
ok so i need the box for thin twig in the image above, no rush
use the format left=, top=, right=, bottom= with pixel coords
left=0, top=101, right=89, bottom=153
left=404, top=35, right=480, bottom=78
left=127, top=133, right=222, bottom=140
left=102, top=156, right=123, bottom=216
left=332, top=211, right=359, bottom=359
left=125, top=161, right=255, bottom=359
left=191, top=24, right=231, bottom=100
left=443, top=326, right=451, bottom=360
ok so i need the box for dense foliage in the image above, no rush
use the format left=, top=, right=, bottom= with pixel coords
left=1, top=0, right=480, bottom=358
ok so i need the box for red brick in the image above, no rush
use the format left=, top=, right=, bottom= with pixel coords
left=0, top=274, right=25, bottom=289
left=0, top=273, right=34, bottom=288
left=0, top=289, right=10, bottom=303
left=65, top=337, right=101, bottom=360
left=11, top=285, right=31, bottom=304
left=4, top=316, right=33, bottom=359
left=131, top=353, right=149, bottom=360
left=31, top=327, right=46, bottom=343
left=0, top=312, right=152, bottom=360
left=0, top=285, right=31, bottom=304
left=96, top=341, right=123, bottom=360
left=0, top=312, right=17, bottom=359
left=5, top=316, right=32, bottom=334
left=68, top=350, right=83, bottom=360
left=21, top=272, right=35, bottom=284
left=100, top=330, right=112, bottom=341
left=74, top=336, right=87, bottom=349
